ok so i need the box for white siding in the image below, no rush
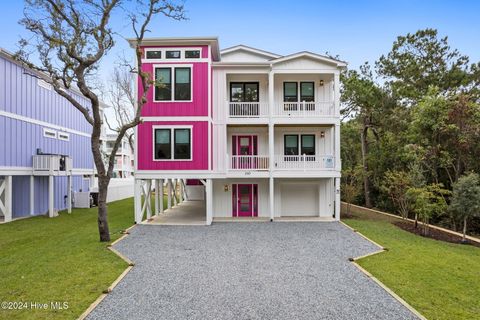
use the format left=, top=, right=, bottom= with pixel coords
left=274, top=126, right=334, bottom=156
left=221, top=50, right=273, bottom=63
left=212, top=178, right=270, bottom=217
left=273, top=74, right=334, bottom=106
left=274, top=178, right=334, bottom=218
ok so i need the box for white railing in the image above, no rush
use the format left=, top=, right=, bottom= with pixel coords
left=228, top=102, right=269, bottom=118
left=273, top=154, right=335, bottom=170
left=274, top=101, right=335, bottom=117
left=33, top=155, right=72, bottom=173
left=228, top=155, right=269, bottom=170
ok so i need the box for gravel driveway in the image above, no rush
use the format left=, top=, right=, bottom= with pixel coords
left=88, top=223, right=418, bottom=320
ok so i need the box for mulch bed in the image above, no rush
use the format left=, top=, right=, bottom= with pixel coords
left=393, top=220, right=480, bottom=248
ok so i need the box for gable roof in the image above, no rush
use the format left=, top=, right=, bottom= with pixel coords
left=220, top=45, right=281, bottom=60
left=271, top=51, right=347, bottom=67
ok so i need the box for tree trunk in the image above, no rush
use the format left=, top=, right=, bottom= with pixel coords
left=462, top=216, right=467, bottom=242
left=97, top=175, right=111, bottom=242
left=360, top=126, right=372, bottom=208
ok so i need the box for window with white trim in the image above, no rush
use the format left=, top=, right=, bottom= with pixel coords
left=154, top=66, right=192, bottom=102
left=43, top=128, right=57, bottom=139
left=144, top=48, right=202, bottom=61
left=154, top=128, right=192, bottom=160
left=58, top=132, right=70, bottom=141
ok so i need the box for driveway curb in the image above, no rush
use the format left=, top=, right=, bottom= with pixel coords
left=340, top=221, right=427, bottom=320
left=77, top=224, right=137, bottom=320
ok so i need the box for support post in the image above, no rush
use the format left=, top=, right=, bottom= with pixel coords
left=335, top=177, right=341, bottom=221
left=206, top=178, right=213, bottom=225
left=269, top=177, right=274, bottom=221
left=134, top=179, right=142, bottom=223
left=172, top=179, right=178, bottom=206
left=167, top=179, right=172, bottom=209
left=4, top=176, right=13, bottom=222
left=159, top=178, right=164, bottom=214
left=89, top=174, right=95, bottom=191
left=146, top=180, right=152, bottom=220
left=30, top=175, right=34, bottom=216
left=334, top=123, right=341, bottom=171
left=67, top=175, right=72, bottom=213
left=48, top=175, right=54, bottom=218
left=154, top=179, right=160, bottom=216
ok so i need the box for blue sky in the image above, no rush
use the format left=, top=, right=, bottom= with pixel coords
left=1, top=0, right=479, bottom=72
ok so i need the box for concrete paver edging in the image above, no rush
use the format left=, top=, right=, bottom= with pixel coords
left=339, top=221, right=427, bottom=320
left=77, top=224, right=137, bottom=320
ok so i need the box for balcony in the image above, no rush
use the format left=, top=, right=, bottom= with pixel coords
left=227, top=155, right=269, bottom=171
left=273, top=155, right=335, bottom=170
left=228, top=102, right=269, bottom=118
left=273, top=101, right=335, bottom=117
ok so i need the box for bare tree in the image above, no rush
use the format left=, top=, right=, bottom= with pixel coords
left=105, top=68, right=136, bottom=153
left=17, top=0, right=185, bottom=241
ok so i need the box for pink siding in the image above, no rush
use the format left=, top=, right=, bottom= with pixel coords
left=139, top=45, right=209, bottom=117
left=137, top=121, right=208, bottom=170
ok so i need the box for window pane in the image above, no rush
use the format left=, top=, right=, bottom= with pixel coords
left=154, top=129, right=171, bottom=159
left=155, top=68, right=171, bottom=101
left=146, top=51, right=161, bottom=59
left=174, top=129, right=191, bottom=159
left=166, top=50, right=181, bottom=59
left=284, top=82, right=298, bottom=102
left=284, top=135, right=298, bottom=155
left=301, top=135, right=315, bottom=155
left=244, top=83, right=259, bottom=102
left=300, top=82, right=314, bottom=102
left=185, top=50, right=200, bottom=58
left=174, top=68, right=191, bottom=100
left=230, top=83, right=244, bottom=102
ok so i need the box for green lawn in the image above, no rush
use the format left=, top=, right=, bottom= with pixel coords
left=343, top=210, right=480, bottom=320
left=0, top=196, right=165, bottom=320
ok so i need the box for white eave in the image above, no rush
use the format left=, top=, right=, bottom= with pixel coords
left=271, top=51, right=347, bottom=68
left=126, top=36, right=220, bottom=61
left=220, top=45, right=281, bottom=60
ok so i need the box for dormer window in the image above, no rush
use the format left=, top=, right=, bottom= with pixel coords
left=166, top=50, right=181, bottom=59
left=146, top=50, right=162, bottom=59
left=185, top=50, right=200, bottom=59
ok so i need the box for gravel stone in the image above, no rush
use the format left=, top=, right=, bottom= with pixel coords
left=87, top=222, right=418, bottom=320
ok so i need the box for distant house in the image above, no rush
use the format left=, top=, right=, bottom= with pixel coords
left=104, top=133, right=134, bottom=178
left=0, top=48, right=98, bottom=222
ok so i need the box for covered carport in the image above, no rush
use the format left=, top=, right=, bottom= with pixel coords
left=134, top=178, right=211, bottom=226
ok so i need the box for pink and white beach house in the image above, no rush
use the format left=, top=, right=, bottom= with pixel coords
left=129, top=37, right=345, bottom=224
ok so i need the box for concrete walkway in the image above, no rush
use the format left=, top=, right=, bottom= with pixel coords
left=88, top=223, right=418, bottom=320
left=146, top=200, right=206, bottom=225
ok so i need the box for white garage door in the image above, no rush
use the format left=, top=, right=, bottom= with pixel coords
left=281, top=183, right=318, bottom=216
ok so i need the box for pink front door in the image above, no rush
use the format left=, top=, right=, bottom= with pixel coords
left=232, top=184, right=258, bottom=217
left=232, top=135, right=257, bottom=169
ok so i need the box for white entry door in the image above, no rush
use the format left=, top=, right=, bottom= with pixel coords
left=281, top=183, right=318, bottom=216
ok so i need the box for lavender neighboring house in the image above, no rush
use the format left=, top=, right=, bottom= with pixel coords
left=0, top=48, right=97, bottom=223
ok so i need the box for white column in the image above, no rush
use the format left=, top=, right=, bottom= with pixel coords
left=335, top=177, right=341, bottom=221
left=48, top=175, right=54, bottom=218
left=206, top=178, right=213, bottom=225
left=269, top=177, right=274, bottom=221
left=30, top=175, right=34, bottom=216
left=172, top=179, right=178, bottom=206
left=159, top=178, right=164, bottom=214
left=146, top=180, right=152, bottom=220
left=134, top=179, right=142, bottom=223
left=154, top=179, right=160, bottom=216
left=89, top=174, right=95, bottom=191
left=335, top=123, right=341, bottom=171
left=268, top=124, right=274, bottom=169
left=167, top=179, right=172, bottom=209
left=268, top=70, right=274, bottom=117
left=67, top=175, right=72, bottom=214
left=4, top=176, right=13, bottom=222
left=334, top=71, right=340, bottom=117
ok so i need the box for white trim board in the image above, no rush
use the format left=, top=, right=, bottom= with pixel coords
left=0, top=110, right=91, bottom=138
